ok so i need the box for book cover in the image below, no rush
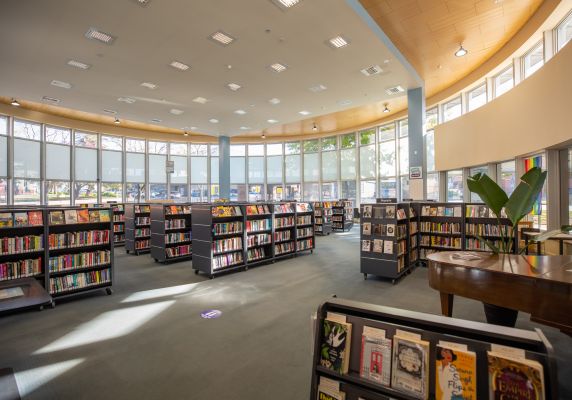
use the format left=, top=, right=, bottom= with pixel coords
left=64, top=209, right=78, bottom=224
left=392, top=335, right=429, bottom=399
left=320, top=319, right=352, bottom=374
left=429, top=207, right=438, bottom=217
left=183, top=205, right=191, bottom=214
left=436, top=345, right=477, bottom=400
left=373, top=224, right=382, bottom=236
left=421, top=206, right=430, bottom=216
left=386, top=224, right=396, bottom=237
left=361, top=240, right=371, bottom=252
left=437, top=207, right=445, bottom=217
left=363, top=205, right=372, bottom=218
left=89, top=210, right=100, bottom=222
left=385, top=206, right=396, bottom=219
left=444, top=207, right=454, bottom=217
left=28, top=211, right=43, bottom=226
left=373, top=207, right=384, bottom=219
left=453, top=207, right=462, bottom=217
left=397, top=209, right=407, bottom=220
left=77, top=209, right=90, bottom=223
left=478, top=206, right=489, bottom=218
left=317, top=377, right=345, bottom=400
left=360, top=326, right=391, bottom=386
left=99, top=209, right=111, bottom=222
left=487, top=352, right=544, bottom=400
left=0, top=213, right=13, bottom=228
left=362, top=223, right=371, bottom=235
left=383, top=241, right=394, bottom=254
left=14, top=212, right=28, bottom=226
left=372, top=239, right=384, bottom=253
left=49, top=211, right=64, bottom=225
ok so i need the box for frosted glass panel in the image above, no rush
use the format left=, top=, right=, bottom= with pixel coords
left=126, top=153, right=145, bottom=183
left=171, top=156, right=187, bottom=184
left=248, top=157, right=264, bottom=184
left=191, top=157, right=208, bottom=183
left=304, top=153, right=319, bottom=182
left=211, top=157, right=219, bottom=184
left=0, top=136, right=6, bottom=176
left=102, top=150, right=123, bottom=182
left=360, top=145, right=376, bottom=179
left=14, top=139, right=40, bottom=179
left=340, top=148, right=356, bottom=180
left=46, top=144, right=70, bottom=180
left=230, top=157, right=245, bottom=183
left=285, top=154, right=300, bottom=183
left=149, top=154, right=166, bottom=183
left=267, top=155, right=282, bottom=184
left=322, top=151, right=338, bottom=181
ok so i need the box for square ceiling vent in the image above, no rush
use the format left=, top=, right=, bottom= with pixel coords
left=360, top=65, right=383, bottom=76
left=385, top=85, right=405, bottom=95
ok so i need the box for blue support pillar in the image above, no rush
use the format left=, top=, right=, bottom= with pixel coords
left=407, top=87, right=426, bottom=200
left=219, top=136, right=230, bottom=200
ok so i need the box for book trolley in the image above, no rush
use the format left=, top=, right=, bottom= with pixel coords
left=245, top=203, right=274, bottom=265
left=150, top=203, right=192, bottom=263
left=125, top=203, right=151, bottom=255
left=332, top=200, right=354, bottom=232
left=273, top=202, right=297, bottom=259
left=311, top=297, right=558, bottom=400
left=110, top=203, right=126, bottom=246
left=313, top=201, right=333, bottom=236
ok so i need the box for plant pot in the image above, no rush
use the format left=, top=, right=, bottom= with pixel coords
left=483, top=303, right=519, bottom=327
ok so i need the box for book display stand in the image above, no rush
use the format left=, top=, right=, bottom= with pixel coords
left=150, top=204, right=192, bottom=263
left=111, top=203, right=125, bottom=246
left=333, top=200, right=354, bottom=232
left=125, top=203, right=151, bottom=255
left=313, top=201, right=333, bottom=236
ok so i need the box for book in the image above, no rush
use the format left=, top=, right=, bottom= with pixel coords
left=435, top=344, right=477, bottom=400
left=361, top=240, right=371, bottom=252
left=28, top=211, right=43, bottom=226
left=99, top=209, right=111, bottom=222
left=14, top=212, right=28, bottom=226
left=77, top=209, right=89, bottom=223
left=444, top=207, right=454, bottom=217
left=363, top=205, right=372, bottom=218
left=397, top=208, right=407, bottom=220
left=385, top=206, right=396, bottom=219
left=360, top=326, right=392, bottom=386
left=0, top=213, right=13, bottom=228
left=453, top=207, right=462, bottom=217
left=383, top=241, right=394, bottom=254
left=362, top=223, right=371, bottom=235
left=317, top=377, right=345, bottom=400
left=373, top=207, right=384, bottom=219
left=386, top=224, right=396, bottom=237
left=478, top=206, right=489, bottom=218
left=320, top=317, right=352, bottom=374
left=49, top=211, right=65, bottom=225
left=89, top=210, right=100, bottom=222
left=372, top=239, right=384, bottom=253
left=421, top=206, right=430, bottom=216
left=391, top=334, right=430, bottom=399
left=487, top=351, right=544, bottom=400
left=64, top=209, right=78, bottom=224
left=437, top=206, right=445, bottom=216
left=373, top=224, right=382, bottom=236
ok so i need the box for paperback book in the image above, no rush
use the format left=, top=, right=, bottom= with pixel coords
left=77, top=209, right=90, bottom=223
left=320, top=317, right=352, bottom=374
left=64, top=210, right=78, bottom=224
left=362, top=223, right=371, bottom=235
left=359, top=326, right=391, bottom=386
left=14, top=212, right=28, bottom=227
left=89, top=210, right=100, bottom=222
left=361, top=240, right=371, bottom=252
left=435, top=344, right=477, bottom=400
left=0, top=213, right=13, bottom=228
left=49, top=211, right=65, bottom=225
left=99, top=209, right=111, bottom=222
left=28, top=211, right=43, bottom=226
left=386, top=224, right=396, bottom=237
left=391, top=333, right=429, bottom=399
left=372, top=239, right=384, bottom=253
left=317, top=377, right=345, bottom=400
left=487, top=351, right=544, bottom=400
left=385, top=206, right=396, bottom=219
left=363, top=205, right=372, bottom=218
left=373, top=207, right=384, bottom=219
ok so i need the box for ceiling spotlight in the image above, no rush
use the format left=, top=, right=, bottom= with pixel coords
left=114, top=118, right=121, bottom=124
left=455, top=44, right=468, bottom=57
left=10, top=99, right=20, bottom=107
left=312, top=123, right=318, bottom=132
left=383, top=103, right=390, bottom=113
left=261, top=133, right=266, bottom=139
left=184, top=131, right=189, bottom=137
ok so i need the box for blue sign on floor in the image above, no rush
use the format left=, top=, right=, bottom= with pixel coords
left=200, top=309, right=222, bottom=319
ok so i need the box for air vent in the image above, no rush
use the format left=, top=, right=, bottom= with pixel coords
left=309, top=84, right=327, bottom=93
left=103, top=109, right=117, bottom=115
left=85, top=27, right=116, bottom=45
left=131, top=0, right=150, bottom=6
left=151, top=118, right=162, bottom=123
left=170, top=109, right=184, bottom=115
left=51, top=80, right=73, bottom=89
left=42, top=96, right=60, bottom=104
left=118, top=97, right=136, bottom=104
left=385, top=85, right=405, bottom=95
left=360, top=65, right=383, bottom=76
left=270, top=0, right=301, bottom=10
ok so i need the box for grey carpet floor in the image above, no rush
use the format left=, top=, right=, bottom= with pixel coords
left=0, top=227, right=570, bottom=399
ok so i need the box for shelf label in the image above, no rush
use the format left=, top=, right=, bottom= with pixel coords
left=200, top=309, right=222, bottom=319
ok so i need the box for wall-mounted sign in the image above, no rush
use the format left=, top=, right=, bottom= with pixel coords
left=166, top=160, right=175, bottom=174
left=409, top=166, right=423, bottom=179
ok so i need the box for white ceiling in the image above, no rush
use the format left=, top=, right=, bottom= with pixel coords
left=0, top=0, right=418, bottom=136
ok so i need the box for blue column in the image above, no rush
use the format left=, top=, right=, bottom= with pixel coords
left=218, top=136, right=230, bottom=200
left=407, top=87, right=426, bottom=200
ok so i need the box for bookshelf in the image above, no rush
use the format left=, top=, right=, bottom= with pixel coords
left=332, top=200, right=354, bottom=232
left=273, top=202, right=296, bottom=259
left=245, top=203, right=273, bottom=265
left=295, top=202, right=315, bottom=254
left=125, top=203, right=151, bottom=255
left=46, top=207, right=113, bottom=299
left=313, top=201, right=332, bottom=236
left=150, top=204, right=192, bottom=263
left=110, top=203, right=125, bottom=246
left=360, top=202, right=415, bottom=283
left=311, top=297, right=558, bottom=400
left=418, top=202, right=464, bottom=261
left=464, top=203, right=516, bottom=253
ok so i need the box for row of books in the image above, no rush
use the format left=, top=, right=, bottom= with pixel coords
left=332, top=216, right=345, bottom=222
left=135, top=217, right=150, bottom=226
left=0, top=235, right=43, bottom=256
left=297, top=238, right=313, bottom=251
left=362, top=205, right=397, bottom=220
left=319, top=315, right=544, bottom=400
left=332, top=200, right=352, bottom=208
left=135, top=228, right=150, bottom=238
left=245, top=204, right=271, bottom=215
left=134, top=205, right=150, bottom=214
left=421, top=205, right=462, bottom=218
left=274, top=203, right=294, bottom=214
left=212, top=221, right=243, bottom=236
left=297, top=227, right=314, bottom=238
left=212, top=252, right=243, bottom=270
left=48, top=230, right=110, bottom=249
left=315, top=217, right=330, bottom=225
left=247, top=247, right=267, bottom=262
left=420, top=235, right=462, bottom=249
left=212, top=206, right=242, bottom=218
left=48, top=250, right=111, bottom=272
left=276, top=242, right=294, bottom=255
left=314, top=209, right=333, bottom=217
left=166, top=244, right=191, bottom=258
left=212, top=237, right=242, bottom=254
left=135, top=239, right=150, bottom=250
left=275, top=216, right=295, bottom=228
left=332, top=222, right=346, bottom=229
left=246, top=219, right=271, bottom=233
left=164, top=205, right=191, bottom=215
left=113, top=225, right=124, bottom=233
left=465, top=205, right=508, bottom=218
left=410, top=221, right=418, bottom=234
left=0, top=211, right=43, bottom=227
left=114, top=234, right=125, bottom=243
left=465, top=223, right=513, bottom=237
left=111, top=204, right=124, bottom=212
left=465, top=238, right=505, bottom=251
left=362, top=223, right=403, bottom=238
left=0, top=257, right=42, bottom=281
left=165, top=219, right=186, bottom=229
left=296, top=203, right=313, bottom=213
left=49, top=209, right=111, bottom=225
left=49, top=268, right=111, bottom=294
left=165, top=232, right=192, bottom=244
left=361, top=239, right=396, bottom=254
left=247, top=233, right=271, bottom=248
left=113, top=215, right=125, bottom=222
left=297, top=215, right=312, bottom=226
left=274, top=231, right=291, bottom=242
left=420, top=222, right=461, bottom=234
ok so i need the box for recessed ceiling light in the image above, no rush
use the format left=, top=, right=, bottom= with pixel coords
left=327, top=35, right=349, bottom=49
left=227, top=83, right=242, bottom=91
left=269, top=63, right=288, bottom=73
left=261, top=133, right=266, bottom=139
left=193, top=97, right=208, bottom=104
left=67, top=60, right=91, bottom=70
left=51, top=80, right=73, bottom=89
left=240, top=126, right=251, bottom=130
left=42, top=96, right=60, bottom=104
left=141, top=82, right=158, bottom=89
left=455, top=44, right=468, bottom=57
left=118, top=97, right=136, bottom=104
left=103, top=109, right=117, bottom=115
left=170, top=109, right=184, bottom=115
left=169, top=60, right=190, bottom=71
left=234, top=110, right=247, bottom=115
left=360, top=65, right=383, bottom=76
left=85, top=27, right=116, bottom=44
left=151, top=118, right=162, bottom=123
left=183, top=131, right=189, bottom=137
left=131, top=0, right=151, bottom=6
left=271, top=0, right=301, bottom=9
left=10, top=99, right=20, bottom=107
left=267, top=119, right=278, bottom=124
left=209, top=118, right=219, bottom=124
left=268, top=98, right=281, bottom=105
left=299, top=110, right=311, bottom=116
left=114, top=118, right=121, bottom=125
left=309, top=84, right=327, bottom=93
left=209, top=31, right=235, bottom=46
left=312, top=123, right=318, bottom=132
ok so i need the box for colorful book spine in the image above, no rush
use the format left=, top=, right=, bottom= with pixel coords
left=49, top=268, right=111, bottom=294
left=420, top=222, right=461, bottom=234
left=113, top=224, right=124, bottom=233
left=0, top=257, right=42, bottom=281
left=296, top=238, right=313, bottom=251
left=212, top=221, right=243, bottom=235
left=212, top=237, right=243, bottom=254
left=246, top=219, right=271, bottom=233
left=275, top=216, right=294, bottom=228
left=247, top=247, right=266, bottom=261
left=247, top=233, right=271, bottom=248
left=165, top=219, right=186, bottom=229
left=135, top=217, right=150, bottom=226
left=0, top=235, right=43, bottom=255
left=48, top=230, right=110, bottom=249
left=165, top=244, right=192, bottom=258
left=165, top=232, right=192, bottom=244
left=274, top=231, right=291, bottom=242
left=135, top=239, right=150, bottom=249
left=48, top=250, right=111, bottom=272
left=212, top=252, right=243, bottom=270
left=297, top=215, right=312, bottom=226
left=297, top=227, right=314, bottom=238
left=135, top=228, right=150, bottom=238
left=275, top=242, right=294, bottom=255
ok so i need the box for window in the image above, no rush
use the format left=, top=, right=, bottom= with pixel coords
left=340, top=133, right=356, bottom=149
left=398, top=120, right=408, bottom=138
left=75, top=131, right=97, bottom=148
left=101, top=183, right=123, bottom=203
left=230, top=184, right=247, bottom=201
left=190, top=144, right=208, bottom=156
left=426, top=173, right=440, bottom=201
left=46, top=126, right=71, bottom=144
left=149, top=153, right=167, bottom=184
left=75, top=131, right=98, bottom=186
left=340, top=147, right=356, bottom=180
left=0, top=179, right=7, bottom=205
left=400, top=176, right=410, bottom=201
left=285, top=154, right=300, bottom=183
left=46, top=132, right=71, bottom=180
left=14, top=139, right=40, bottom=179
left=360, top=181, right=376, bottom=204
left=230, top=157, right=245, bottom=184
left=171, top=184, right=188, bottom=201
left=379, top=178, right=396, bottom=199
left=102, top=149, right=122, bottom=182
left=148, top=141, right=167, bottom=155
left=321, top=150, right=338, bottom=182
left=341, top=180, right=356, bottom=203
left=557, top=11, right=572, bottom=51
left=285, top=142, right=300, bottom=155
left=47, top=181, right=70, bottom=206
left=285, top=184, right=301, bottom=201
left=447, top=170, right=464, bottom=202
left=101, top=135, right=122, bottom=150
left=170, top=142, right=188, bottom=156
left=321, top=182, right=338, bottom=201
left=303, top=139, right=319, bottom=154
left=230, top=145, right=245, bottom=157
left=149, top=183, right=167, bottom=200
left=191, top=184, right=208, bottom=202
left=75, top=147, right=97, bottom=181
left=268, top=184, right=283, bottom=201
left=14, top=179, right=40, bottom=205
left=248, top=144, right=264, bottom=156
left=210, top=144, right=219, bottom=157
left=248, top=184, right=265, bottom=202
left=443, top=96, right=462, bottom=122
left=425, top=131, right=435, bottom=173
left=126, top=153, right=145, bottom=183
left=171, top=155, right=188, bottom=184
left=248, top=144, right=264, bottom=184
left=0, top=116, right=7, bottom=136
left=303, top=183, right=320, bottom=201
left=425, top=107, right=439, bottom=131
left=467, top=83, right=487, bottom=111
left=267, top=150, right=283, bottom=184
left=497, top=161, right=516, bottom=196
left=210, top=156, right=219, bottom=186
left=523, top=42, right=544, bottom=78
left=266, top=143, right=282, bottom=156
left=523, top=155, right=547, bottom=230
left=191, top=155, right=208, bottom=184
left=126, top=138, right=145, bottom=153
left=74, top=182, right=98, bottom=205
left=126, top=183, right=146, bottom=202
left=398, top=136, right=409, bottom=177
left=321, top=137, right=337, bottom=151
left=14, top=119, right=41, bottom=140
left=469, top=166, right=488, bottom=202
left=494, top=66, right=514, bottom=98
left=360, top=143, right=376, bottom=179
left=210, top=184, right=219, bottom=202
left=303, top=152, right=319, bottom=182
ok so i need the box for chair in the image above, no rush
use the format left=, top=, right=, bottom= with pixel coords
left=521, top=227, right=543, bottom=255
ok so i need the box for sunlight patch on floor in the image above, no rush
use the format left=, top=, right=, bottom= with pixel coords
left=122, top=283, right=202, bottom=303
left=14, top=358, right=84, bottom=397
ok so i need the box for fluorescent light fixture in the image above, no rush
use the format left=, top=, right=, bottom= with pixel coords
left=209, top=31, right=235, bottom=46
left=11, top=99, right=20, bottom=106
left=328, top=35, right=349, bottom=49
left=50, top=80, right=73, bottom=89
left=151, top=118, right=162, bottom=123
left=67, top=59, right=91, bottom=70
left=85, top=27, right=115, bottom=44
left=268, top=98, right=281, bottom=105
left=309, top=84, right=327, bottom=93
left=227, top=83, right=242, bottom=91
left=234, top=109, right=247, bottom=115
left=118, top=97, right=136, bottom=104
left=455, top=44, right=468, bottom=57
left=103, top=109, right=117, bottom=115
left=170, top=109, right=184, bottom=115
left=170, top=60, right=190, bottom=71
left=271, top=0, right=301, bottom=9
left=267, top=119, right=278, bottom=124
left=299, top=110, right=311, bottom=116
left=240, top=126, right=251, bottom=130
left=269, top=63, right=287, bottom=73
left=209, top=118, right=219, bottom=123
left=193, top=96, right=208, bottom=104
left=42, top=96, right=60, bottom=104
left=141, top=82, right=158, bottom=89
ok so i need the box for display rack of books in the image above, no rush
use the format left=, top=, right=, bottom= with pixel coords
left=332, top=200, right=354, bottom=232
left=273, top=202, right=296, bottom=259
left=295, top=202, right=315, bottom=253
left=313, top=201, right=332, bottom=236
left=110, top=203, right=125, bottom=246
left=46, top=207, right=113, bottom=299
left=150, top=204, right=192, bottom=263
left=360, top=202, right=415, bottom=283
left=125, top=203, right=151, bottom=255
left=245, top=203, right=273, bottom=265
left=311, top=297, right=557, bottom=400
left=464, top=203, right=516, bottom=253
left=419, top=202, right=463, bottom=261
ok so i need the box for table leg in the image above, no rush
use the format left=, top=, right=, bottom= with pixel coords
left=525, top=237, right=529, bottom=255
left=560, top=240, right=564, bottom=255
left=440, top=292, right=454, bottom=317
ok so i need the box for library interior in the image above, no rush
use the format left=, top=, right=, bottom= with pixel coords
left=1, top=0, right=572, bottom=399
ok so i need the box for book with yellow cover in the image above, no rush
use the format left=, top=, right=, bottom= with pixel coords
left=435, top=345, right=477, bottom=400
left=487, top=351, right=544, bottom=400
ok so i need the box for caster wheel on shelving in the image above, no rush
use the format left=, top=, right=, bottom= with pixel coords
left=392, top=279, right=396, bottom=285
left=311, top=250, right=313, bottom=254
left=363, top=273, right=367, bottom=280
left=126, top=250, right=130, bottom=254
left=194, top=269, right=199, bottom=275
left=38, top=305, right=44, bottom=311
left=209, top=275, right=214, bottom=280
left=50, top=302, right=56, bottom=309
left=154, top=259, right=158, bottom=262
left=106, top=288, right=113, bottom=295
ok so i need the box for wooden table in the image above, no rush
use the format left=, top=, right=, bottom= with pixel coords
left=427, top=251, right=572, bottom=335
left=522, top=231, right=572, bottom=255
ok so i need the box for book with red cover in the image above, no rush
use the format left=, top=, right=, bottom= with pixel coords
left=77, top=209, right=89, bottom=223
left=28, top=211, right=43, bottom=226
